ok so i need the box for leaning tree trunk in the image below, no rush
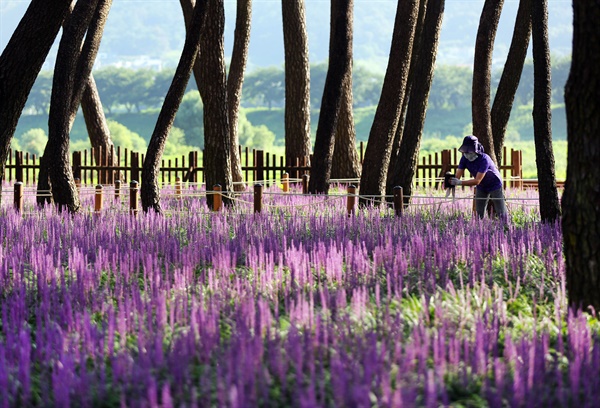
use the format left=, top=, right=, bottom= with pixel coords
left=308, top=0, right=353, bottom=194
left=472, top=0, right=504, bottom=164
left=282, top=0, right=312, bottom=168
left=141, top=0, right=208, bottom=213
left=227, top=0, right=252, bottom=191
left=330, top=79, right=361, bottom=181
left=0, top=0, right=72, bottom=202
left=386, top=0, right=428, bottom=180
left=45, top=0, right=111, bottom=213
left=531, top=0, right=560, bottom=223
left=198, top=0, right=233, bottom=209
left=358, top=0, right=419, bottom=205
left=491, top=0, right=532, bottom=164
left=81, top=75, right=118, bottom=182
left=387, top=0, right=444, bottom=205
left=563, top=0, right=600, bottom=312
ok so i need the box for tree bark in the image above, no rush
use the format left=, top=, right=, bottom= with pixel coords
left=0, top=0, right=72, bottom=202
left=387, top=0, right=428, bottom=177
left=330, top=78, right=361, bottom=181
left=282, top=0, right=312, bottom=167
left=472, top=0, right=504, bottom=164
left=531, top=0, right=560, bottom=223
left=308, top=0, right=353, bottom=194
left=198, top=0, right=233, bottom=209
left=491, top=0, right=532, bottom=164
left=227, top=0, right=252, bottom=191
left=387, top=0, right=444, bottom=204
left=563, top=1, right=600, bottom=313
left=44, top=0, right=112, bottom=213
left=358, top=0, right=419, bottom=205
left=82, top=75, right=117, bottom=181
left=141, top=0, right=208, bottom=213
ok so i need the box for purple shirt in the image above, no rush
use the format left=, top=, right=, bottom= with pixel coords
left=457, top=153, right=503, bottom=193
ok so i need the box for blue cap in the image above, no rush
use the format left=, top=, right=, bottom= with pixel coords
left=458, top=135, right=484, bottom=154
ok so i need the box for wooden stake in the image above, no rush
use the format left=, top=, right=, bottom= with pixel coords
left=14, top=182, right=23, bottom=213
left=213, top=184, right=222, bottom=212
left=254, top=183, right=263, bottom=213
left=281, top=172, right=289, bottom=192
left=347, top=185, right=356, bottom=216
left=130, top=180, right=139, bottom=216
left=393, top=186, right=403, bottom=217
left=95, top=184, right=103, bottom=213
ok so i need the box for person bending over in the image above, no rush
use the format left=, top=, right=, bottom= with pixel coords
left=449, top=135, right=507, bottom=219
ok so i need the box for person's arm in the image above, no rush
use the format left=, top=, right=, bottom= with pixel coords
left=451, top=171, right=485, bottom=186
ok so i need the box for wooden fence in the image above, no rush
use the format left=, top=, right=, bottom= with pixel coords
left=3, top=144, right=524, bottom=189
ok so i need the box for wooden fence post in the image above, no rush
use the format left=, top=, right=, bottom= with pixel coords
left=115, top=180, right=121, bottom=202
left=213, top=184, right=222, bottom=212
left=254, top=183, right=263, bottom=213
left=281, top=172, right=289, bottom=192
left=130, top=180, right=139, bottom=215
left=15, top=151, right=23, bottom=183
left=175, top=176, right=182, bottom=198
left=347, top=185, right=356, bottom=216
left=255, top=150, right=264, bottom=182
left=14, top=182, right=23, bottom=213
left=302, top=174, right=309, bottom=194
left=130, top=152, right=140, bottom=184
left=393, top=186, right=403, bottom=217
left=95, top=185, right=103, bottom=213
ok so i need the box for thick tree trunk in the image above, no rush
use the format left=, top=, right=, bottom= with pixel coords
left=227, top=0, right=252, bottom=191
left=81, top=75, right=118, bottom=181
left=472, top=0, right=504, bottom=164
left=45, top=0, right=111, bottom=213
left=491, top=0, right=531, bottom=164
left=387, top=0, right=444, bottom=204
left=198, top=0, right=233, bottom=209
left=330, top=79, right=361, bottom=181
left=141, top=0, right=208, bottom=213
left=308, top=0, right=353, bottom=194
left=358, top=0, right=419, bottom=205
left=387, top=0, right=428, bottom=176
left=563, top=1, right=600, bottom=312
left=531, top=0, right=560, bottom=223
left=282, top=0, right=312, bottom=167
left=0, top=0, right=72, bottom=201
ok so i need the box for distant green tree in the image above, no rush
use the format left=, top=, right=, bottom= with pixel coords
left=107, top=120, right=147, bottom=151
left=20, top=128, right=48, bottom=156
left=243, top=67, right=284, bottom=109
left=352, top=65, right=384, bottom=108
left=174, top=91, right=204, bottom=147
left=26, top=71, right=53, bottom=114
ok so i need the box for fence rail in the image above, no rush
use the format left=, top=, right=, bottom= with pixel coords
left=3, top=144, right=526, bottom=188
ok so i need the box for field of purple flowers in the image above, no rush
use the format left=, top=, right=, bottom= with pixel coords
left=0, top=184, right=597, bottom=407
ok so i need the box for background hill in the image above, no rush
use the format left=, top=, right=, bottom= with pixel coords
left=1, top=1, right=572, bottom=71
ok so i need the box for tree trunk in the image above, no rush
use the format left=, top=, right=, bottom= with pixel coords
left=308, top=0, right=353, bottom=194
left=141, top=0, right=208, bottom=213
left=198, top=0, right=233, bottom=209
left=563, top=1, right=600, bottom=312
left=81, top=75, right=118, bottom=183
left=358, top=0, right=419, bottom=205
left=0, top=0, right=72, bottom=202
left=472, top=0, right=504, bottom=164
left=282, top=0, right=312, bottom=168
left=387, top=0, right=444, bottom=204
left=531, top=0, right=560, bottom=223
left=227, top=0, right=252, bottom=192
left=387, top=0, right=428, bottom=178
left=330, top=79, right=361, bottom=181
left=45, top=0, right=111, bottom=213
left=491, top=0, right=531, bottom=164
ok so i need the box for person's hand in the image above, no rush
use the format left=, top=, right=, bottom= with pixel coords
left=449, top=177, right=462, bottom=186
